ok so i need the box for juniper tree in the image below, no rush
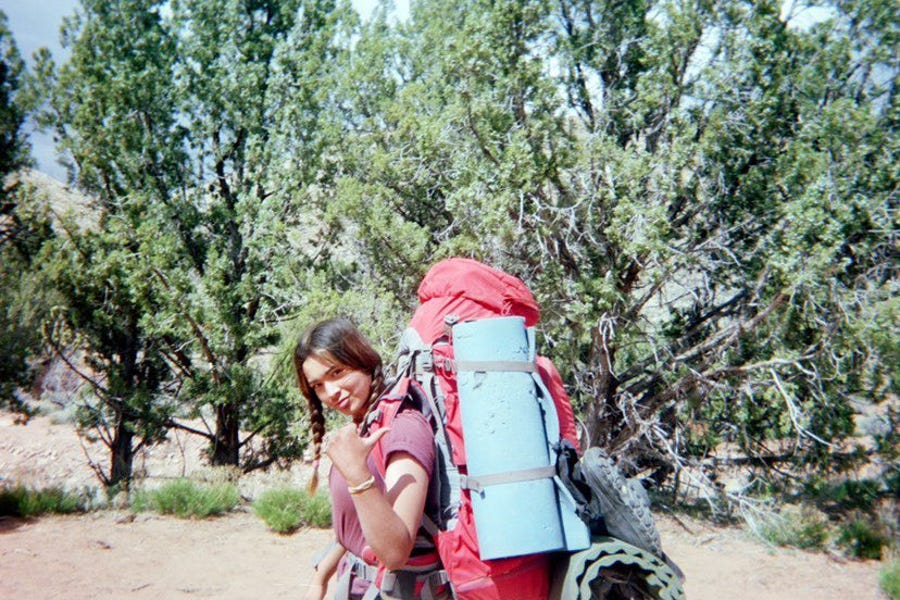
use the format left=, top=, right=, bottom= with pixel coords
left=38, top=0, right=356, bottom=474
left=30, top=0, right=182, bottom=487
left=0, top=12, right=57, bottom=418
left=323, top=0, right=898, bottom=501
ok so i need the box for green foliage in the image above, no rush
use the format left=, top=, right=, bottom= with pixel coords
left=756, top=503, right=895, bottom=560
left=316, top=1, right=898, bottom=507
left=806, top=478, right=884, bottom=513
left=0, top=14, right=49, bottom=416
left=32, top=0, right=359, bottom=475
left=0, top=10, right=30, bottom=177
left=37, top=217, right=176, bottom=487
left=18, top=0, right=899, bottom=515
left=0, top=183, right=55, bottom=416
left=130, top=479, right=240, bottom=519
left=837, top=519, right=892, bottom=560
left=252, top=487, right=331, bottom=533
left=882, top=556, right=900, bottom=600
left=0, top=484, right=89, bottom=517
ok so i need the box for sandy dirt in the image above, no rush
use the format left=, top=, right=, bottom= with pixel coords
left=0, top=412, right=888, bottom=599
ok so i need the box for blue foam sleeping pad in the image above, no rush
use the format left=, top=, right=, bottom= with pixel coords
left=453, top=316, right=588, bottom=560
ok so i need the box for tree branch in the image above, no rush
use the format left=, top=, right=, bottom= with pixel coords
left=150, top=266, right=222, bottom=384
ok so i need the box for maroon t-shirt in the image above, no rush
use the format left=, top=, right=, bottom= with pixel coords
left=329, top=408, right=435, bottom=557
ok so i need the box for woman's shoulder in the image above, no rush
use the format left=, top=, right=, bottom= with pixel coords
left=381, top=406, right=435, bottom=470
left=374, top=389, right=432, bottom=431
left=391, top=405, right=433, bottom=436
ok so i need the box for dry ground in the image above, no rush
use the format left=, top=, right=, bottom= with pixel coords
left=0, top=412, right=889, bottom=599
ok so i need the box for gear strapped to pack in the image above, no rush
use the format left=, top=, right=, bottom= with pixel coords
left=331, top=258, right=683, bottom=600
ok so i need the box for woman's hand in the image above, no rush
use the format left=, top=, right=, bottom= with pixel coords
left=325, top=423, right=390, bottom=486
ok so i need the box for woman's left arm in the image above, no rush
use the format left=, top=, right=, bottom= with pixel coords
left=355, top=452, right=429, bottom=568
left=326, top=424, right=430, bottom=570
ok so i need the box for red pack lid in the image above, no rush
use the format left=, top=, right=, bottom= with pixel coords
left=411, top=258, right=540, bottom=344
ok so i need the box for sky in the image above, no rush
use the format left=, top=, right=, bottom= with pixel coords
left=3, top=0, right=408, bottom=182
left=5, top=0, right=76, bottom=180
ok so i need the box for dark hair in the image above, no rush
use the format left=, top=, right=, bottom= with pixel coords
left=293, top=317, right=384, bottom=492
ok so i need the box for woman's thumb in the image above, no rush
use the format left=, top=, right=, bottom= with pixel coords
left=364, top=427, right=390, bottom=449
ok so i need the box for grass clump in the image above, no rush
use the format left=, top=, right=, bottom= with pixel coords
left=881, top=555, right=900, bottom=600
left=756, top=504, right=829, bottom=550
left=253, top=487, right=331, bottom=533
left=0, top=484, right=88, bottom=517
left=131, top=478, right=239, bottom=519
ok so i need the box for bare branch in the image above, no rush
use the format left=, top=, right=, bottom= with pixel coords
left=43, top=323, right=109, bottom=398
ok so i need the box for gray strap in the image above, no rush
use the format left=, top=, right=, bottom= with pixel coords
left=380, top=568, right=452, bottom=600
left=421, top=514, right=440, bottom=538
left=461, top=465, right=556, bottom=493
left=420, top=570, right=452, bottom=600
left=336, top=552, right=379, bottom=600
left=452, top=359, right=536, bottom=373
left=414, top=367, right=454, bottom=459
left=334, top=563, right=353, bottom=600
left=421, top=584, right=435, bottom=600
left=356, top=562, right=379, bottom=582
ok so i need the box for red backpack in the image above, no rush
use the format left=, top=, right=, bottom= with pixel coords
left=364, top=258, right=585, bottom=599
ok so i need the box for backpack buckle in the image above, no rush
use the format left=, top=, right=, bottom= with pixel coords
left=435, top=357, right=455, bottom=373
left=415, top=350, right=434, bottom=375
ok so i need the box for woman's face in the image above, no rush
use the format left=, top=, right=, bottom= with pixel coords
left=301, top=354, right=373, bottom=419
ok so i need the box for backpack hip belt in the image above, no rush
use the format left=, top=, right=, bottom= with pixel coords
left=337, top=548, right=451, bottom=600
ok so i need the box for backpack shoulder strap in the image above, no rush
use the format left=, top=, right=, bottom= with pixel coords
left=363, top=381, right=408, bottom=478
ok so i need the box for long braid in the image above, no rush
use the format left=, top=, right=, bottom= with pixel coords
left=356, top=367, right=385, bottom=432
left=306, top=394, right=326, bottom=494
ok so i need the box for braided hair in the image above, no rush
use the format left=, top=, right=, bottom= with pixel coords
left=294, top=317, right=384, bottom=493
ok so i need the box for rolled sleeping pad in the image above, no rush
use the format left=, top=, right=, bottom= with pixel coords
left=548, top=537, right=685, bottom=600
left=453, top=316, right=588, bottom=559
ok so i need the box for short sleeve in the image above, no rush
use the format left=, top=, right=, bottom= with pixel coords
left=380, top=408, right=435, bottom=478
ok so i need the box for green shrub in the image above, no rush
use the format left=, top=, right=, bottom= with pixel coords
left=253, top=487, right=332, bottom=533
left=837, top=519, right=891, bottom=560
left=807, top=478, right=883, bottom=513
left=302, top=492, right=332, bottom=528
left=0, top=485, right=88, bottom=517
left=881, top=556, right=900, bottom=600
left=131, top=479, right=239, bottom=519
left=757, top=505, right=829, bottom=550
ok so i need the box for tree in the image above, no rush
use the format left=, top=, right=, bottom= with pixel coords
left=0, top=11, right=52, bottom=418
left=25, top=0, right=897, bottom=505
left=41, top=220, right=176, bottom=489
left=152, top=0, right=356, bottom=468
left=40, top=0, right=357, bottom=475
left=0, top=11, right=29, bottom=179
left=323, top=0, right=897, bottom=504
left=34, top=0, right=181, bottom=488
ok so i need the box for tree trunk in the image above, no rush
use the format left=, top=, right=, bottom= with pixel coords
left=211, top=401, right=240, bottom=466
left=109, top=415, right=134, bottom=489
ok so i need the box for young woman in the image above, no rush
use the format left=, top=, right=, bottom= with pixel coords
left=294, top=317, right=440, bottom=600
